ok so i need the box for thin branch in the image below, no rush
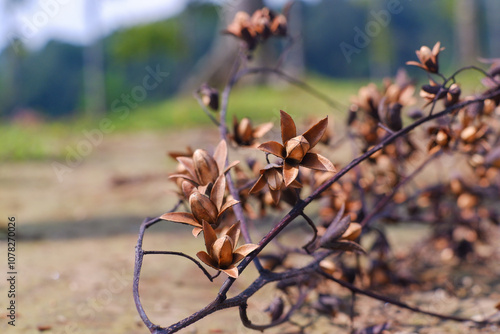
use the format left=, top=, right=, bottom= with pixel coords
left=219, top=47, right=264, bottom=272
left=239, top=289, right=308, bottom=331
left=143, top=250, right=214, bottom=282
left=235, top=67, right=347, bottom=111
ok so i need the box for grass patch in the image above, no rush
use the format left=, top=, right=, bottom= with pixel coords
left=1, top=76, right=363, bottom=161
left=2, top=70, right=485, bottom=162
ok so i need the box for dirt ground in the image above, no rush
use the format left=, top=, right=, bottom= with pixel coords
left=1, top=128, right=500, bottom=334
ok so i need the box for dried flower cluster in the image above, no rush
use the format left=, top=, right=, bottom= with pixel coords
left=134, top=11, right=500, bottom=333
left=224, top=7, right=288, bottom=50
left=160, top=140, right=258, bottom=277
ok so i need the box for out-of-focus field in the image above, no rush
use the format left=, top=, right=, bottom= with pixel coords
left=1, top=76, right=500, bottom=333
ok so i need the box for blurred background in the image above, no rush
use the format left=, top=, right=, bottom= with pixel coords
left=1, top=0, right=499, bottom=333
left=0, top=0, right=498, bottom=122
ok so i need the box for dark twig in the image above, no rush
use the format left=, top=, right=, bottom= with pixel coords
left=239, top=288, right=308, bottom=331
left=143, top=251, right=214, bottom=282
left=218, top=47, right=264, bottom=272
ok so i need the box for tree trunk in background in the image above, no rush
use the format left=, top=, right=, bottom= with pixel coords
left=368, top=0, right=392, bottom=78
left=282, top=0, right=305, bottom=79
left=179, top=0, right=265, bottom=94
left=83, top=0, right=106, bottom=117
left=484, top=0, right=500, bottom=57
left=454, top=0, right=479, bottom=64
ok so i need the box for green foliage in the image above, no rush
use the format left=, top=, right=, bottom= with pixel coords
left=110, top=20, right=186, bottom=62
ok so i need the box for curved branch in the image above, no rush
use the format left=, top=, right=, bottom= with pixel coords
left=239, top=289, right=308, bottom=331
left=143, top=250, right=214, bottom=282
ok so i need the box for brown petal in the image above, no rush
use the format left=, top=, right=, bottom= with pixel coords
left=221, top=266, right=239, bottom=278
left=213, top=236, right=234, bottom=268
left=160, top=212, right=201, bottom=228
left=249, top=175, right=267, bottom=193
left=213, top=140, right=228, bottom=175
left=225, top=222, right=241, bottom=247
left=196, top=251, right=218, bottom=269
left=252, top=122, right=273, bottom=138
left=342, top=222, right=362, bottom=241
left=265, top=168, right=283, bottom=190
left=258, top=141, right=286, bottom=158
left=321, top=240, right=366, bottom=255
left=202, top=221, right=218, bottom=254
left=270, top=189, right=281, bottom=204
left=181, top=180, right=196, bottom=198
left=237, top=118, right=254, bottom=143
left=432, top=41, right=443, bottom=56
left=320, top=215, right=351, bottom=246
left=302, top=117, right=328, bottom=149
left=210, top=174, right=226, bottom=211
left=233, top=243, right=259, bottom=263
left=405, top=60, right=426, bottom=70
left=224, top=160, right=240, bottom=174
left=283, top=161, right=300, bottom=187
left=300, top=153, right=336, bottom=172
left=168, top=173, right=196, bottom=183
left=176, top=157, right=197, bottom=181
left=288, top=179, right=302, bottom=189
left=192, top=227, right=202, bottom=237
left=280, top=110, right=297, bottom=143
left=219, top=198, right=240, bottom=217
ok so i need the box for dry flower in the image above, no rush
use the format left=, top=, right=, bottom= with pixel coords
left=224, top=11, right=258, bottom=50
left=223, top=7, right=287, bottom=51
left=196, top=221, right=258, bottom=278
left=170, top=140, right=238, bottom=188
left=161, top=174, right=239, bottom=236
left=258, top=110, right=336, bottom=186
left=198, top=83, right=219, bottom=111
left=250, top=163, right=301, bottom=204
left=231, top=116, right=273, bottom=147
left=406, top=42, right=445, bottom=73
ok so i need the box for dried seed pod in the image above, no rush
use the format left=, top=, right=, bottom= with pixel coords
left=237, top=118, right=254, bottom=144
left=386, top=102, right=403, bottom=131
left=460, top=126, right=477, bottom=143
left=265, top=297, right=284, bottom=321
left=445, top=83, right=461, bottom=107
left=189, top=191, right=219, bottom=225
left=457, top=193, right=478, bottom=209
left=198, top=83, right=219, bottom=111
left=193, top=149, right=219, bottom=186
left=286, top=135, right=310, bottom=162
left=406, top=42, right=444, bottom=73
